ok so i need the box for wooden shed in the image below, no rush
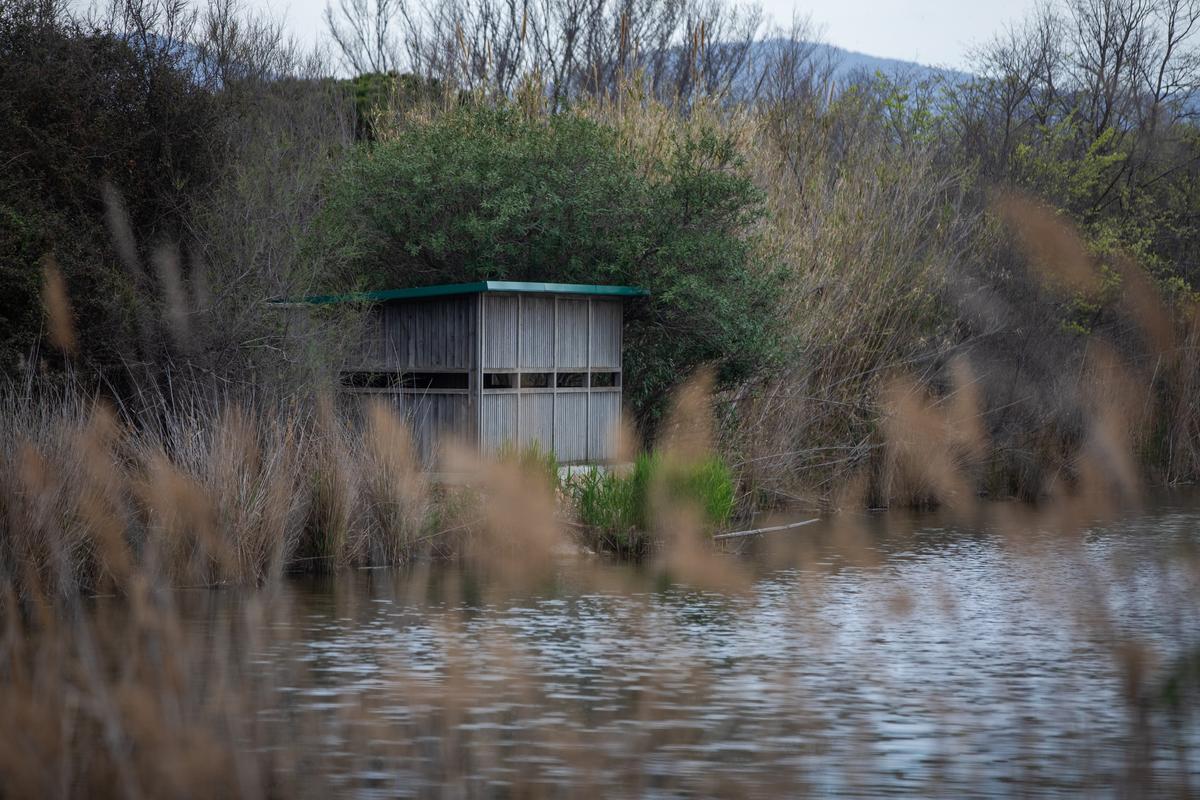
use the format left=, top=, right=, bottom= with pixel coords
left=290, top=281, right=648, bottom=465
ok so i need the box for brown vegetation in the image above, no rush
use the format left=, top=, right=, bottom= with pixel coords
left=1, top=376, right=1197, bottom=796
left=2, top=0, right=1199, bottom=795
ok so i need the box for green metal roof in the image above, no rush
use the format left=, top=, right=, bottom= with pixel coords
left=271, top=281, right=650, bottom=306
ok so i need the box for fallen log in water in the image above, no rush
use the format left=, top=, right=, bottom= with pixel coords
left=712, top=518, right=820, bottom=541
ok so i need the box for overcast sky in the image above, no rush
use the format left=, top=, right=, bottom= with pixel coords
left=772, top=0, right=1043, bottom=67
left=258, top=0, right=1043, bottom=70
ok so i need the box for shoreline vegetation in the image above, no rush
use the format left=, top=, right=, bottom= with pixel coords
left=1, top=0, right=1199, bottom=793
left=2, top=0, right=1200, bottom=587
left=0, top=370, right=743, bottom=598
left=0, top=0, right=1197, bottom=589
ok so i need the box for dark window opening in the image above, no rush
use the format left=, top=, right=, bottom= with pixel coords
left=590, top=371, right=621, bottom=388
left=405, top=372, right=469, bottom=390
left=341, top=371, right=468, bottom=390
left=484, top=372, right=515, bottom=389
left=519, top=372, right=552, bottom=389
left=556, top=372, right=587, bottom=388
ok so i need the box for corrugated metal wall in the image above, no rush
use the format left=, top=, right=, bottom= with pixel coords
left=554, top=299, right=589, bottom=369
left=342, top=291, right=626, bottom=465
left=553, top=393, right=589, bottom=462
left=477, top=293, right=625, bottom=463
left=480, top=394, right=517, bottom=451
left=588, top=391, right=621, bottom=461
left=519, top=297, right=555, bottom=368
left=483, top=295, right=518, bottom=369
left=590, top=301, right=622, bottom=369
left=518, top=392, right=555, bottom=450
left=350, top=296, right=475, bottom=370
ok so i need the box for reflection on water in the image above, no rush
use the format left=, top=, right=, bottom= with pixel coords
left=174, top=498, right=1200, bottom=797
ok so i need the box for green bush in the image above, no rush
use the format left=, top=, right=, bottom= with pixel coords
left=664, top=456, right=735, bottom=528
left=567, top=452, right=735, bottom=555
left=569, top=458, right=648, bottom=545
left=317, top=104, right=783, bottom=429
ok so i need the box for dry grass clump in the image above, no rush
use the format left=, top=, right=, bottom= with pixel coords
left=302, top=398, right=434, bottom=566
left=0, top=392, right=129, bottom=600
left=0, top=576, right=319, bottom=799
left=350, top=401, right=431, bottom=565
left=0, top=387, right=441, bottom=598
left=0, top=372, right=771, bottom=795
left=877, top=360, right=988, bottom=512
left=302, top=397, right=360, bottom=567
left=0, top=363, right=745, bottom=599
left=133, top=402, right=308, bottom=586
left=302, top=398, right=435, bottom=570
left=1166, top=301, right=1200, bottom=479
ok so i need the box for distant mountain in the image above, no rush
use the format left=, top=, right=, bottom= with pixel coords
left=815, top=42, right=969, bottom=84
left=734, top=39, right=971, bottom=96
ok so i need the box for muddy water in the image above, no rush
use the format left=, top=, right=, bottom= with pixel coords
left=182, top=497, right=1200, bottom=797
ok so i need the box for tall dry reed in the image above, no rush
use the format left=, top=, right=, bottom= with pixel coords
left=0, top=386, right=442, bottom=598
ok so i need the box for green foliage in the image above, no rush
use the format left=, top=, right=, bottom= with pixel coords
left=318, top=104, right=783, bottom=428
left=344, top=72, right=443, bottom=141
left=0, top=0, right=222, bottom=377
left=569, top=464, right=645, bottom=551
left=567, top=452, right=735, bottom=554
left=873, top=71, right=941, bottom=148
left=0, top=205, right=47, bottom=371
left=663, top=455, right=735, bottom=527
left=1010, top=120, right=1128, bottom=217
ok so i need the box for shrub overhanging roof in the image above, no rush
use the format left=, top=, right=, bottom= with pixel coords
left=271, top=281, right=650, bottom=305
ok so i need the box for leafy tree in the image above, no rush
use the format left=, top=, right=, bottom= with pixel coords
left=319, top=104, right=782, bottom=428
left=0, top=0, right=221, bottom=375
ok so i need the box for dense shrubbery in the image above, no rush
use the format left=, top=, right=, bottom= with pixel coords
left=0, top=0, right=357, bottom=396
left=318, top=104, right=783, bottom=426
left=0, top=0, right=221, bottom=374
left=569, top=453, right=735, bottom=554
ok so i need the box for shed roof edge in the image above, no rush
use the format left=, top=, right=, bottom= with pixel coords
left=268, top=281, right=650, bottom=306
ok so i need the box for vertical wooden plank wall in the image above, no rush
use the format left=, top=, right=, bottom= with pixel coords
left=588, top=300, right=623, bottom=461
left=348, top=297, right=475, bottom=370
left=476, top=293, right=625, bottom=463
left=343, top=295, right=477, bottom=466
left=345, top=291, right=626, bottom=465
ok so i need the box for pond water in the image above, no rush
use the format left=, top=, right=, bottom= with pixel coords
left=176, top=496, right=1200, bottom=797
